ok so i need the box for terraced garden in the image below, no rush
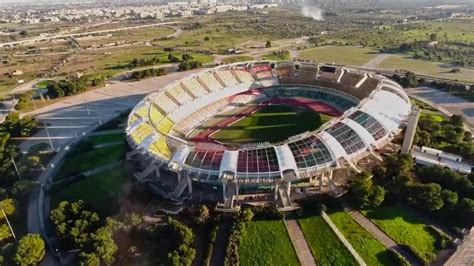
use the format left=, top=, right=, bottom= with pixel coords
left=299, top=214, right=357, bottom=265
left=328, top=210, right=399, bottom=266
left=362, top=206, right=442, bottom=263
left=238, top=219, right=299, bottom=266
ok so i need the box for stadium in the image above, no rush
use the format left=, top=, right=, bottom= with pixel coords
left=125, top=61, right=412, bottom=210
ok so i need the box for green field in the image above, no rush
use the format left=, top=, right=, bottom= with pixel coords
left=54, top=144, right=125, bottom=180
left=298, top=46, right=378, bottom=66
left=239, top=219, right=299, bottom=266
left=328, top=211, right=399, bottom=266
left=221, top=55, right=254, bottom=64
left=378, top=55, right=474, bottom=83
left=51, top=164, right=131, bottom=215
left=210, top=104, right=332, bottom=145
left=299, top=215, right=357, bottom=265
left=86, top=133, right=126, bottom=145
left=362, top=206, right=440, bottom=263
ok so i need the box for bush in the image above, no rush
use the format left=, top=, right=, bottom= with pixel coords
left=178, top=60, right=202, bottom=71
left=203, top=225, right=218, bottom=266
left=400, top=244, right=434, bottom=266
left=224, top=219, right=244, bottom=266
left=388, top=249, right=410, bottom=266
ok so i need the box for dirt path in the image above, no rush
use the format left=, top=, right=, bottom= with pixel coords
left=362, top=53, right=391, bottom=68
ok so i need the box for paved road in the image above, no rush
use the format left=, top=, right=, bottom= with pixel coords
left=0, top=21, right=180, bottom=48
left=20, top=70, right=200, bottom=153
left=361, top=53, right=391, bottom=68
left=406, top=86, right=474, bottom=129
left=347, top=209, right=421, bottom=265
left=285, top=214, right=317, bottom=266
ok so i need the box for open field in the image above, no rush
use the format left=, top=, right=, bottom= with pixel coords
left=328, top=210, right=399, bottom=266
left=221, top=55, right=254, bottom=64
left=362, top=206, right=440, bottom=263
left=59, top=46, right=213, bottom=77
left=402, top=21, right=474, bottom=44
left=76, top=26, right=175, bottom=47
left=210, top=104, right=331, bottom=145
left=54, top=144, right=125, bottom=180
left=86, top=133, right=126, bottom=145
left=378, top=55, right=474, bottom=83
left=299, top=214, right=357, bottom=265
left=239, top=219, right=299, bottom=266
left=51, top=163, right=131, bottom=215
left=262, top=50, right=291, bottom=61
left=298, top=46, right=378, bottom=66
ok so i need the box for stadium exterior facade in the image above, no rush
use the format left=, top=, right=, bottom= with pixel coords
left=125, top=61, right=411, bottom=210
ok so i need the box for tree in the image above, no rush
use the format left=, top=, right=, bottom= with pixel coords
left=0, top=133, right=9, bottom=152
left=168, top=53, right=180, bottom=63
left=415, top=130, right=431, bottom=147
left=441, top=189, right=458, bottom=208
left=79, top=252, right=100, bottom=266
left=349, top=172, right=384, bottom=208
left=15, top=234, right=45, bottom=266
left=265, top=40, right=272, bottom=48
left=429, top=33, right=437, bottom=42
left=409, top=183, right=444, bottom=211
left=50, top=200, right=100, bottom=247
left=0, top=112, right=37, bottom=137
left=240, top=208, right=254, bottom=222
left=181, top=53, right=193, bottom=61
left=90, top=227, right=117, bottom=265
left=369, top=185, right=385, bottom=207
left=384, top=154, right=414, bottom=179
left=0, top=223, right=12, bottom=241
left=0, top=198, right=16, bottom=217
left=194, top=205, right=210, bottom=225
left=11, top=180, right=39, bottom=197
left=449, top=115, right=464, bottom=127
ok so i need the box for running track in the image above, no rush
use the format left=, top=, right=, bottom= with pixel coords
left=190, top=97, right=342, bottom=144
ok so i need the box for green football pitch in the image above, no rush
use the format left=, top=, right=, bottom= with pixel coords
left=210, top=104, right=332, bottom=145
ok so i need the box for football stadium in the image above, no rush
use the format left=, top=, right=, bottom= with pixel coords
left=125, top=61, right=412, bottom=210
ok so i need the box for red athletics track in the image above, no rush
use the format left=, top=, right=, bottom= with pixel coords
left=190, top=97, right=342, bottom=144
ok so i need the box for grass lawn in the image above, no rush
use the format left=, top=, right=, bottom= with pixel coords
left=362, top=206, right=440, bottom=262
left=35, top=80, right=53, bottom=89
left=51, top=164, right=131, bottom=215
left=86, top=133, right=125, bottom=145
left=298, top=46, right=378, bottom=66
left=239, top=219, right=299, bottom=266
left=54, top=144, right=125, bottom=180
left=378, top=55, right=474, bottom=83
left=328, top=211, right=399, bottom=266
left=210, top=104, right=331, bottom=145
left=221, top=55, right=254, bottom=64
left=262, top=50, right=291, bottom=61
left=299, top=214, right=357, bottom=265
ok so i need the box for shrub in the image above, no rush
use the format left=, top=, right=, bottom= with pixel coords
left=388, top=249, right=410, bottom=266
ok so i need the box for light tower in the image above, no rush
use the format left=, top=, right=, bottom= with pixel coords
left=401, top=105, right=421, bottom=154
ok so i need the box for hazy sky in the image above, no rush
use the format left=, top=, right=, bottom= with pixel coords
left=0, top=0, right=472, bottom=4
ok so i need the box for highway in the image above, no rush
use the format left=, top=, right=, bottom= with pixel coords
left=0, top=21, right=180, bottom=48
